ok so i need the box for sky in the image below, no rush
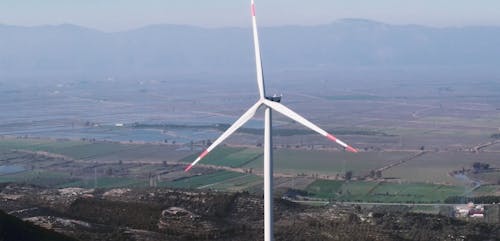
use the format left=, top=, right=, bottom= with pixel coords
left=1, top=0, right=500, bottom=32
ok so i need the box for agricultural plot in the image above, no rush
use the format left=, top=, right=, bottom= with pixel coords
left=87, top=144, right=194, bottom=163
left=306, top=180, right=465, bottom=203
left=419, top=116, right=500, bottom=132
left=384, top=152, right=500, bottom=185
left=306, top=180, right=375, bottom=199
left=208, top=174, right=262, bottom=192
left=0, top=138, right=130, bottom=160
left=470, top=171, right=500, bottom=184
left=161, top=170, right=247, bottom=190
left=0, top=138, right=498, bottom=201
left=0, top=170, right=77, bottom=187
left=340, top=181, right=380, bottom=200
left=47, top=142, right=134, bottom=160
left=181, top=146, right=416, bottom=178
left=484, top=142, right=500, bottom=152
left=472, top=185, right=500, bottom=196
left=126, top=163, right=164, bottom=174
left=244, top=149, right=412, bottom=176
left=58, top=177, right=147, bottom=189
left=305, top=180, right=343, bottom=198
left=0, top=138, right=87, bottom=154
left=179, top=147, right=248, bottom=167
left=273, top=177, right=316, bottom=190
left=369, top=182, right=464, bottom=203
left=0, top=138, right=195, bottom=163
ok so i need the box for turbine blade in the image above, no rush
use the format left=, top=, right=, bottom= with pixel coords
left=263, top=99, right=358, bottom=153
left=251, top=0, right=266, bottom=99
left=185, top=102, right=262, bottom=172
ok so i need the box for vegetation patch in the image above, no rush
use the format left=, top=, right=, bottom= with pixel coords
left=179, top=147, right=247, bottom=167
left=131, top=123, right=391, bottom=137
left=0, top=170, right=77, bottom=187
left=306, top=180, right=465, bottom=203
left=58, top=177, right=147, bottom=189
left=0, top=210, right=76, bottom=241
left=162, top=170, right=245, bottom=189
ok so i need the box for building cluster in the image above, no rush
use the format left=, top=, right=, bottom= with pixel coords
left=455, top=202, right=484, bottom=218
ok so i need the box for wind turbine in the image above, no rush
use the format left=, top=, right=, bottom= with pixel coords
left=184, top=0, right=358, bottom=240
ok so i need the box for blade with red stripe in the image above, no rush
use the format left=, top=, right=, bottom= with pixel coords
left=251, top=0, right=266, bottom=99
left=264, top=100, right=358, bottom=153
left=184, top=102, right=262, bottom=172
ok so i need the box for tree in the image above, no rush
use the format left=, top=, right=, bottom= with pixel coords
left=345, top=171, right=353, bottom=180
left=369, top=170, right=375, bottom=178
left=105, top=167, right=113, bottom=176
left=473, top=162, right=490, bottom=171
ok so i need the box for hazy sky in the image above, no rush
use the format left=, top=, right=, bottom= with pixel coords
left=1, top=0, right=500, bottom=31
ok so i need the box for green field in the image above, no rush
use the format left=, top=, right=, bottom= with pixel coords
left=1, top=138, right=498, bottom=202
left=0, top=170, right=77, bottom=187
left=246, top=149, right=410, bottom=176
left=326, top=95, right=384, bottom=101
left=0, top=168, right=148, bottom=189
left=180, top=147, right=251, bottom=167
left=384, top=152, right=500, bottom=185
left=472, top=185, right=499, bottom=196
left=305, top=179, right=344, bottom=197
left=208, top=174, right=262, bottom=191
left=0, top=138, right=194, bottom=164
left=306, top=180, right=466, bottom=203
left=182, top=147, right=414, bottom=178
left=161, top=170, right=249, bottom=190
left=0, top=139, right=87, bottom=154
left=0, top=138, right=132, bottom=160
left=58, top=177, right=147, bottom=189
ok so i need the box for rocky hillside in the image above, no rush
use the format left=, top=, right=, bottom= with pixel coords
left=0, top=209, right=76, bottom=241
left=0, top=183, right=498, bottom=241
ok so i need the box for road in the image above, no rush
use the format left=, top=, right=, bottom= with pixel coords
left=286, top=198, right=496, bottom=207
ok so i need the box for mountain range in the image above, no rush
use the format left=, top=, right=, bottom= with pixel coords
left=1, top=19, right=499, bottom=78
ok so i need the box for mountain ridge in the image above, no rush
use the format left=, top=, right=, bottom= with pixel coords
left=1, top=19, right=499, bottom=79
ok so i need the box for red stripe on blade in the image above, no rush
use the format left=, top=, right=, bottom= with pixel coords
left=326, top=134, right=337, bottom=142
left=184, top=164, right=193, bottom=172
left=346, top=146, right=358, bottom=153
left=251, top=4, right=256, bottom=16
left=199, top=150, right=209, bottom=159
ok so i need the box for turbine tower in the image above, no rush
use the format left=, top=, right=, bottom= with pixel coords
left=185, top=1, right=358, bottom=240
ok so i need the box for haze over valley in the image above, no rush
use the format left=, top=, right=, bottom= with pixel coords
left=1, top=18, right=500, bottom=241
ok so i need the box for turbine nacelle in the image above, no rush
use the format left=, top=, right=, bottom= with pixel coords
left=265, top=94, right=282, bottom=103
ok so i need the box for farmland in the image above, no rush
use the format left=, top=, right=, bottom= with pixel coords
left=384, top=152, right=500, bottom=184
left=0, top=137, right=498, bottom=204
left=181, top=146, right=414, bottom=177
left=1, top=67, right=500, bottom=206
left=162, top=170, right=247, bottom=189
left=179, top=147, right=252, bottom=168
left=306, top=180, right=468, bottom=203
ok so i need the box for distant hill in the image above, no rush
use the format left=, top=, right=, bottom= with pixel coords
left=0, top=210, right=76, bottom=241
left=1, top=19, right=500, bottom=78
